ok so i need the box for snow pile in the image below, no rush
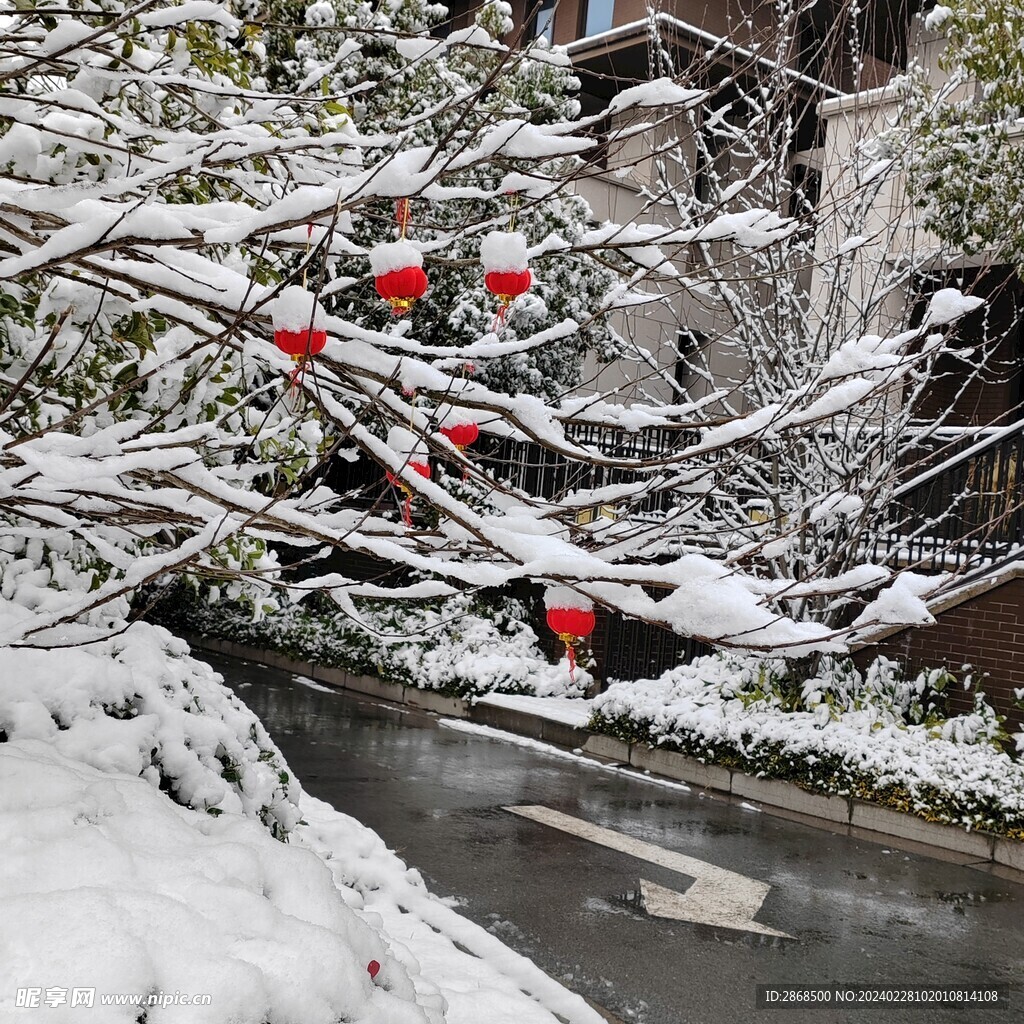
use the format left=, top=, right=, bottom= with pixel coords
left=150, top=586, right=590, bottom=698
left=297, top=797, right=604, bottom=1024
left=388, top=425, right=429, bottom=460
left=591, top=653, right=1024, bottom=835
left=606, top=77, right=704, bottom=114
left=0, top=612, right=602, bottom=1024
left=271, top=285, right=327, bottom=332
left=369, top=241, right=424, bottom=275
left=0, top=615, right=299, bottom=838
left=480, top=230, right=528, bottom=273
left=924, top=287, right=985, bottom=327
left=0, top=741, right=431, bottom=1024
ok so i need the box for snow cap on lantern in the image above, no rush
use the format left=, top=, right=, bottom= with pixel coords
left=387, top=424, right=428, bottom=463
left=272, top=285, right=328, bottom=360
left=386, top=426, right=430, bottom=486
left=371, top=241, right=428, bottom=315
left=482, top=230, right=531, bottom=306
left=544, top=586, right=595, bottom=619
left=386, top=425, right=430, bottom=525
left=481, top=230, right=529, bottom=274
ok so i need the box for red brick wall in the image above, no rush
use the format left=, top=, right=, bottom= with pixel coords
left=854, top=577, right=1024, bottom=732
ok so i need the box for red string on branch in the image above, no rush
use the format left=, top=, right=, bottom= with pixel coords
left=395, top=198, right=411, bottom=235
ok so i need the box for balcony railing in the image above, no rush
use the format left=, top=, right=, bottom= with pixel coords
left=873, top=418, right=1024, bottom=574
left=323, top=417, right=1024, bottom=680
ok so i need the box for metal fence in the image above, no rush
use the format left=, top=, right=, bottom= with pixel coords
left=325, top=422, right=699, bottom=513
left=873, top=418, right=1024, bottom=573
left=602, top=609, right=711, bottom=683
left=321, top=418, right=1024, bottom=680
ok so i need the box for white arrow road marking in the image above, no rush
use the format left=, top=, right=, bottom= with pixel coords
left=505, top=805, right=793, bottom=939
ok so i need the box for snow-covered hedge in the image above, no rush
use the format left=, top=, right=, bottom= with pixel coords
left=148, top=584, right=590, bottom=698
left=590, top=653, right=1024, bottom=838
left=0, top=740, right=435, bottom=1024
left=0, top=606, right=300, bottom=839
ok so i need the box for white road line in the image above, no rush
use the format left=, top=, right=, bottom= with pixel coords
left=505, top=804, right=793, bottom=939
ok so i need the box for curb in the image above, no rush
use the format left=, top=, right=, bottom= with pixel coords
left=187, top=634, right=1022, bottom=873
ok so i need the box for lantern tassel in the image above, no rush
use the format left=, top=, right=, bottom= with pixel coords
left=491, top=296, right=513, bottom=334
left=558, top=632, right=577, bottom=681
left=402, top=494, right=413, bottom=526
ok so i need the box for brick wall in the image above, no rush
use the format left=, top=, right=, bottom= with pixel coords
left=854, top=576, right=1024, bottom=732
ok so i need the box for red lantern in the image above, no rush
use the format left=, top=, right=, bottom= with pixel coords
left=387, top=460, right=429, bottom=526
left=386, top=426, right=431, bottom=526
left=545, top=590, right=595, bottom=681
left=385, top=460, right=431, bottom=489
left=371, top=242, right=428, bottom=315
left=271, top=286, right=329, bottom=364
left=440, top=421, right=480, bottom=451
left=481, top=230, right=530, bottom=327
left=273, top=327, right=327, bottom=361
left=484, top=269, right=532, bottom=305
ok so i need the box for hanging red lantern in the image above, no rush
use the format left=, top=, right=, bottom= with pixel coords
left=481, top=230, right=531, bottom=325
left=435, top=407, right=479, bottom=480
left=272, top=285, right=328, bottom=362
left=371, top=241, right=428, bottom=315
left=385, top=426, right=430, bottom=526
left=544, top=588, right=595, bottom=682
left=439, top=420, right=479, bottom=451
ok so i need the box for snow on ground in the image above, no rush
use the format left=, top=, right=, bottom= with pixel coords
left=298, top=797, right=604, bottom=1024
left=0, top=612, right=605, bottom=1024
left=475, top=691, right=594, bottom=728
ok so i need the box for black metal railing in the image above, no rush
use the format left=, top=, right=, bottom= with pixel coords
left=873, top=418, right=1024, bottom=573
left=320, top=418, right=1024, bottom=680
left=603, top=608, right=711, bottom=683
left=324, top=422, right=700, bottom=512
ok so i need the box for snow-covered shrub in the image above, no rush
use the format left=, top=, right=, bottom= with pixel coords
left=590, top=652, right=1024, bottom=837
left=0, top=740, right=437, bottom=1024
left=0, top=605, right=300, bottom=839
left=148, top=583, right=589, bottom=698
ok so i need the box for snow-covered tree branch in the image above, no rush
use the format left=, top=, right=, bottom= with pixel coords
left=0, top=0, right=995, bottom=658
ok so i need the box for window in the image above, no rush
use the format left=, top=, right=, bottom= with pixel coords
left=674, top=328, right=705, bottom=388
left=530, top=0, right=555, bottom=44
left=788, top=163, right=821, bottom=219
left=581, top=0, right=614, bottom=39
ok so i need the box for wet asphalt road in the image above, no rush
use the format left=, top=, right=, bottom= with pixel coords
left=211, top=654, right=1024, bottom=1024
